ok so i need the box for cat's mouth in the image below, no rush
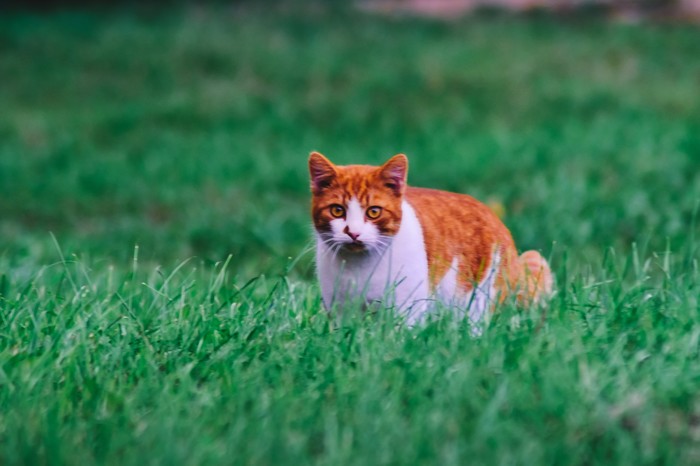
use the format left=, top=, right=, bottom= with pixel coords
left=343, top=241, right=366, bottom=252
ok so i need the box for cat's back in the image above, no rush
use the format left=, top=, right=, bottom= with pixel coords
left=405, top=186, right=508, bottom=239
left=405, top=186, right=518, bottom=287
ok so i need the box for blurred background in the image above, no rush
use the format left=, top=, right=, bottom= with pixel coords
left=2, top=0, right=700, bottom=278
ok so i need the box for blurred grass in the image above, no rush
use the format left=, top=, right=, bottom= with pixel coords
left=2, top=5, right=699, bottom=274
left=2, top=5, right=700, bottom=465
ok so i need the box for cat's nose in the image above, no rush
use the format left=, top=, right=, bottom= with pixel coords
left=343, top=226, right=360, bottom=242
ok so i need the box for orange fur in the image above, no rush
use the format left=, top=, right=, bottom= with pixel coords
left=309, top=152, right=553, bottom=308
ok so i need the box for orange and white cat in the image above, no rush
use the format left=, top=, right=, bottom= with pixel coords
left=309, top=152, right=553, bottom=326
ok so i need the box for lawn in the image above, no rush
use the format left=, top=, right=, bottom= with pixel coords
left=1, top=3, right=700, bottom=464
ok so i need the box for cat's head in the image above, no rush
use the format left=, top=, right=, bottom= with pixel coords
left=309, top=152, right=408, bottom=254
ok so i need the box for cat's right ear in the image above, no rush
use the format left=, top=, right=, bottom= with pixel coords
left=309, top=152, right=337, bottom=193
left=379, top=154, right=408, bottom=196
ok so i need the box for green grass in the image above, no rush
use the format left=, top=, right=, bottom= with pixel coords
left=2, top=4, right=700, bottom=464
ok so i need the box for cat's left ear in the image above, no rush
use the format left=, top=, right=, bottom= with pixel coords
left=379, top=154, right=408, bottom=196
left=309, top=151, right=337, bottom=193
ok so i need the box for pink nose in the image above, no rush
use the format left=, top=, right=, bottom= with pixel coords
left=344, top=226, right=360, bottom=241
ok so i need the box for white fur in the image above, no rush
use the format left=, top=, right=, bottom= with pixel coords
left=316, top=199, right=501, bottom=327
left=317, top=200, right=430, bottom=322
left=434, top=253, right=500, bottom=333
left=344, top=198, right=366, bottom=238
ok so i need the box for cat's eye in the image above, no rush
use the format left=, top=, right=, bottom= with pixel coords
left=366, top=206, right=382, bottom=219
left=329, top=204, right=345, bottom=218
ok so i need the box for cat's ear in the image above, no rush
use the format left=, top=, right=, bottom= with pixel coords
left=309, top=152, right=337, bottom=193
left=379, top=154, right=408, bottom=196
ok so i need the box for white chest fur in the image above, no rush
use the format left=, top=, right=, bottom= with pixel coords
left=315, top=200, right=498, bottom=326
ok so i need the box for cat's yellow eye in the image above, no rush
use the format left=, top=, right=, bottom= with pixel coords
left=330, top=204, right=345, bottom=218
left=366, top=206, right=382, bottom=219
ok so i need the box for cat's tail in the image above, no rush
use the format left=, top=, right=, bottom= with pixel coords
left=518, top=250, right=554, bottom=305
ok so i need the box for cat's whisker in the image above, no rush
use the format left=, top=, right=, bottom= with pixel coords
left=329, top=242, right=345, bottom=262
left=318, top=236, right=344, bottom=261
left=370, top=238, right=391, bottom=255
left=374, top=238, right=391, bottom=248
left=324, top=243, right=344, bottom=262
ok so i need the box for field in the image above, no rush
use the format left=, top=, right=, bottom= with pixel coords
left=2, top=3, right=700, bottom=464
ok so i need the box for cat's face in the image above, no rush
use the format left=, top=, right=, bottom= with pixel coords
left=309, top=152, right=408, bottom=254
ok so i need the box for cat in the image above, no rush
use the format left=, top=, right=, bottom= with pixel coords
left=309, top=151, right=553, bottom=326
